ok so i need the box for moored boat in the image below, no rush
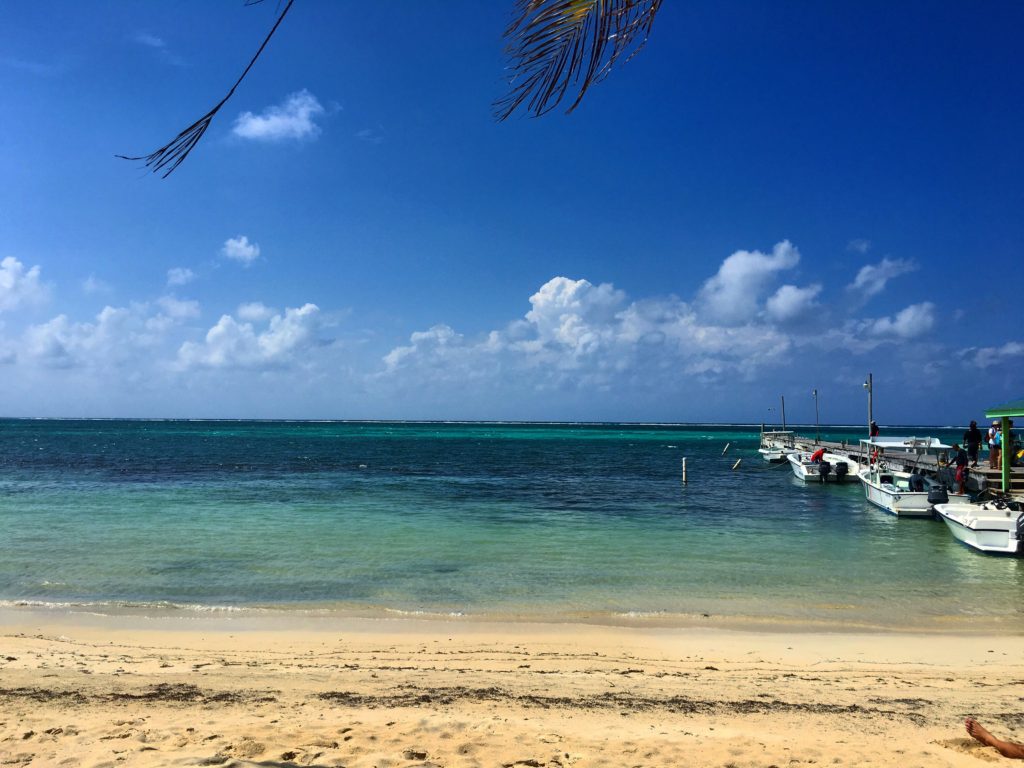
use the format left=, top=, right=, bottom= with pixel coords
left=787, top=451, right=860, bottom=483
left=858, top=437, right=969, bottom=516
left=934, top=499, right=1024, bottom=555
left=758, top=429, right=794, bottom=463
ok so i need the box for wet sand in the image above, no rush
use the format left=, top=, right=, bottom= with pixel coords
left=2, top=609, right=1022, bottom=766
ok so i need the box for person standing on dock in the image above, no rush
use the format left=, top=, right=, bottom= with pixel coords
left=964, top=420, right=983, bottom=468
left=989, top=421, right=1002, bottom=469
left=950, top=443, right=969, bottom=494
left=870, top=421, right=879, bottom=438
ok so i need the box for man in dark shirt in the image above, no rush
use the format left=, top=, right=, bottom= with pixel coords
left=963, top=420, right=983, bottom=468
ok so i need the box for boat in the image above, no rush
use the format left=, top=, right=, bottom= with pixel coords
left=787, top=451, right=861, bottom=483
left=933, top=499, right=1024, bottom=555
left=857, top=437, right=969, bottom=516
left=758, top=430, right=794, bottom=463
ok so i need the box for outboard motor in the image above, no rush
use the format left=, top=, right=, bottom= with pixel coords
left=1016, top=512, right=1024, bottom=553
left=927, top=485, right=949, bottom=506
left=834, top=462, right=849, bottom=482
left=818, top=460, right=832, bottom=483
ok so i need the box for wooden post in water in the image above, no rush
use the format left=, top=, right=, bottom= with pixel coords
left=722, top=442, right=730, bottom=455
left=732, top=458, right=742, bottom=470
left=681, top=457, right=688, bottom=484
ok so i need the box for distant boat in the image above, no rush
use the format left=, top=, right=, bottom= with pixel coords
left=758, top=430, right=794, bottom=463
left=786, top=451, right=860, bottom=483
left=934, top=499, right=1024, bottom=555
left=857, top=437, right=969, bottom=516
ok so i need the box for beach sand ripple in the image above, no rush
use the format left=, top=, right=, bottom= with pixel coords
left=2, top=616, right=1023, bottom=767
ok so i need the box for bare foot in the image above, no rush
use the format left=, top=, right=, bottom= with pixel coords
left=967, top=718, right=998, bottom=748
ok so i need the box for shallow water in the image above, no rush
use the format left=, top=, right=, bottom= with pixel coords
left=1, top=419, right=1019, bottom=630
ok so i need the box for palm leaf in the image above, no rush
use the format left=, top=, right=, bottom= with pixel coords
left=495, top=0, right=662, bottom=121
left=117, top=0, right=295, bottom=178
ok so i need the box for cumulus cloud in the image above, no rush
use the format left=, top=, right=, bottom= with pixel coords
left=0, top=256, right=48, bottom=311
left=221, top=236, right=260, bottom=266
left=765, top=284, right=822, bottom=323
left=383, top=275, right=793, bottom=390
left=177, top=303, right=321, bottom=369
left=23, top=301, right=191, bottom=369
left=697, top=241, right=800, bottom=325
left=167, top=267, right=196, bottom=287
left=864, top=302, right=935, bottom=339
left=959, top=340, right=1024, bottom=370
left=523, top=277, right=626, bottom=354
left=157, top=295, right=200, bottom=321
left=384, top=324, right=463, bottom=371
left=232, top=89, right=324, bottom=141
left=82, top=275, right=111, bottom=295
left=848, top=257, right=916, bottom=298
left=237, top=302, right=277, bottom=323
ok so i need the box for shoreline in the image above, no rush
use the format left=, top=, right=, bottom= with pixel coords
left=3, top=609, right=1023, bottom=766
left=3, top=601, right=1023, bottom=637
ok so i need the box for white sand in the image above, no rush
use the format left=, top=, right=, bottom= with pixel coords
left=2, top=608, right=1022, bottom=766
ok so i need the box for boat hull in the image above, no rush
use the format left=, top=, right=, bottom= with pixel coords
left=858, top=469, right=969, bottom=516
left=758, top=448, right=787, bottom=463
left=788, top=453, right=859, bottom=483
left=934, top=502, right=1024, bottom=555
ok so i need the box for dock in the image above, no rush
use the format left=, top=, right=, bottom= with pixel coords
left=772, top=433, right=1024, bottom=494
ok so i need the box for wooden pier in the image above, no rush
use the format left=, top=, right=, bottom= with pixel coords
left=780, top=433, right=1024, bottom=493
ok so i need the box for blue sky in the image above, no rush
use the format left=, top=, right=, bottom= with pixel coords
left=1, top=1, right=1021, bottom=423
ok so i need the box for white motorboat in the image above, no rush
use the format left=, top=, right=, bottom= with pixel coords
left=787, top=451, right=861, bottom=483
left=758, top=429, right=794, bottom=463
left=934, top=499, right=1024, bottom=555
left=857, top=437, right=969, bottom=516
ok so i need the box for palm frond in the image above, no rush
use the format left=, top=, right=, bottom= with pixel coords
left=117, top=0, right=296, bottom=178
left=495, top=0, right=662, bottom=121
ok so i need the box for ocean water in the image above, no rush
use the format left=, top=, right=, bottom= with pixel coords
left=1, top=419, right=1021, bottom=631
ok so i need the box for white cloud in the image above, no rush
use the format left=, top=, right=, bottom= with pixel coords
left=221, top=236, right=260, bottom=266
left=232, top=89, right=324, bottom=141
left=131, top=31, right=184, bottom=66
left=157, top=295, right=200, bottom=321
left=697, top=241, right=800, bottom=325
left=384, top=324, right=463, bottom=371
left=237, top=302, right=277, bottom=323
left=167, top=267, right=196, bottom=287
left=847, top=238, right=872, bottom=254
left=177, top=303, right=321, bottom=369
left=959, top=340, right=1024, bottom=370
left=0, top=256, right=47, bottom=311
left=383, top=275, right=793, bottom=390
left=23, top=302, right=188, bottom=369
left=765, top=284, right=822, bottom=323
left=82, top=275, right=111, bottom=295
left=865, top=302, right=935, bottom=339
left=355, top=127, right=385, bottom=145
left=848, top=257, right=916, bottom=298
left=524, top=277, right=626, bottom=353
left=132, top=31, right=166, bottom=49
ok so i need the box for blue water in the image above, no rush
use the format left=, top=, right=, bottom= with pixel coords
left=1, top=419, right=1021, bottom=630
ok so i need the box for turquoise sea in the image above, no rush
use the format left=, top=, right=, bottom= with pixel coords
left=1, top=419, right=1020, bottom=631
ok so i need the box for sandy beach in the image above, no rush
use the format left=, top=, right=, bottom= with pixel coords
left=2, top=610, right=1023, bottom=767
